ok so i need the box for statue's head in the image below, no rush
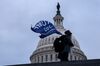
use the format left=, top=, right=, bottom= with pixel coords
left=65, top=30, right=72, bottom=36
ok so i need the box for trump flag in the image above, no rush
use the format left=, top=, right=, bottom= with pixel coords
left=31, top=20, right=62, bottom=38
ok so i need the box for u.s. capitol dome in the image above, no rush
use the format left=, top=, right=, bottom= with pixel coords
left=30, top=3, right=87, bottom=63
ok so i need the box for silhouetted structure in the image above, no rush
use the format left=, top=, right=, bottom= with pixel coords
left=53, top=30, right=74, bottom=61
left=9, top=59, right=100, bottom=66
left=57, top=3, right=60, bottom=11
left=30, top=3, right=87, bottom=63
left=56, top=3, right=61, bottom=15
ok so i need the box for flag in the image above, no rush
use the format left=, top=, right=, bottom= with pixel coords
left=31, top=20, right=62, bottom=38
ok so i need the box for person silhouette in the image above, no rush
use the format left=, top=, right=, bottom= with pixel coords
left=53, top=30, right=74, bottom=61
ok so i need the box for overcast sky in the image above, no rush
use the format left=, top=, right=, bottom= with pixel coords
left=0, top=0, right=100, bottom=65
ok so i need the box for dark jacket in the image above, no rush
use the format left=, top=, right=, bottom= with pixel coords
left=53, top=34, right=74, bottom=52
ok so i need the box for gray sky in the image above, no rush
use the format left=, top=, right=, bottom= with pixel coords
left=0, top=0, right=100, bottom=65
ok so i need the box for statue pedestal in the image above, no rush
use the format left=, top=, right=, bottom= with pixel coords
left=9, top=59, right=100, bottom=66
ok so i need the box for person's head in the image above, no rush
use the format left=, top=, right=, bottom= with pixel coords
left=65, top=30, right=72, bottom=36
